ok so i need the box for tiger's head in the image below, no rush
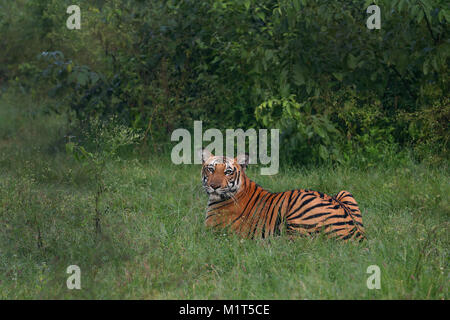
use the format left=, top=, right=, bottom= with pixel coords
left=200, top=149, right=249, bottom=201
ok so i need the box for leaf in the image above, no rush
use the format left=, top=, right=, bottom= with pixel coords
left=314, top=125, right=326, bottom=138
left=256, top=11, right=265, bottom=21
left=90, top=72, right=100, bottom=84
left=438, top=9, right=444, bottom=23
left=417, top=9, right=424, bottom=23
left=293, top=65, right=305, bottom=85
left=65, top=142, right=75, bottom=155
left=319, top=145, right=328, bottom=160
left=265, top=50, right=274, bottom=61
left=332, top=72, right=343, bottom=81
left=347, top=54, right=357, bottom=70
left=280, top=84, right=290, bottom=98
left=431, top=56, right=439, bottom=72
left=423, top=59, right=429, bottom=75
left=292, top=0, right=301, bottom=12
left=79, top=146, right=94, bottom=159
left=306, top=81, right=313, bottom=95
left=244, top=0, right=250, bottom=11
left=77, top=72, right=89, bottom=86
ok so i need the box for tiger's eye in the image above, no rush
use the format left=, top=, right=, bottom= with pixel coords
left=225, top=169, right=233, bottom=175
left=208, top=167, right=214, bottom=173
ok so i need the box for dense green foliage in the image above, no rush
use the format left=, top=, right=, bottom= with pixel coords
left=0, top=0, right=448, bottom=164
left=0, top=92, right=448, bottom=299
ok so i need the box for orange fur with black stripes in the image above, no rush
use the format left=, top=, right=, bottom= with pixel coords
left=200, top=149, right=365, bottom=241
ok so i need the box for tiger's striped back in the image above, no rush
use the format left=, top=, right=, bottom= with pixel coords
left=283, top=189, right=365, bottom=240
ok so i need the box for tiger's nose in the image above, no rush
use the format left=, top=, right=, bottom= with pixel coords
left=210, top=183, right=220, bottom=190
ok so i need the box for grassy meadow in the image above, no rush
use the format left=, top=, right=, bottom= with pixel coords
left=0, top=91, right=448, bottom=299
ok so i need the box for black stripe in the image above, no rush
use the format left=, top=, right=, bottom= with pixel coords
left=235, top=169, right=241, bottom=186
left=208, top=199, right=225, bottom=206
left=300, top=192, right=315, bottom=200
left=300, top=202, right=333, bottom=216
left=323, top=214, right=350, bottom=221
left=325, top=227, right=347, bottom=235
left=273, top=195, right=286, bottom=236
left=209, top=198, right=235, bottom=211
left=285, top=196, right=317, bottom=219
left=264, top=193, right=284, bottom=237
left=290, top=191, right=315, bottom=208
left=248, top=192, right=273, bottom=238
left=205, top=211, right=221, bottom=221
left=341, top=228, right=358, bottom=240
left=301, top=211, right=333, bottom=221
left=261, top=193, right=279, bottom=239
left=286, top=190, right=297, bottom=211
left=231, top=184, right=262, bottom=226
left=287, top=223, right=318, bottom=229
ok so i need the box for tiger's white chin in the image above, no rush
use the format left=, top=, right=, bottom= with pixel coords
left=207, top=190, right=234, bottom=201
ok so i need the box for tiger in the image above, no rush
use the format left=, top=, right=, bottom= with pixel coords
left=200, top=149, right=365, bottom=241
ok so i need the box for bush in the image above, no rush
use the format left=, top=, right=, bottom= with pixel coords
left=2, top=0, right=449, bottom=164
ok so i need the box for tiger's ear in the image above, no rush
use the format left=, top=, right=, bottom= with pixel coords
left=198, top=148, right=213, bottom=164
left=236, top=153, right=249, bottom=170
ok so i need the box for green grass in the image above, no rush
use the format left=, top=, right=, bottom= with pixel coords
left=0, top=91, right=448, bottom=299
